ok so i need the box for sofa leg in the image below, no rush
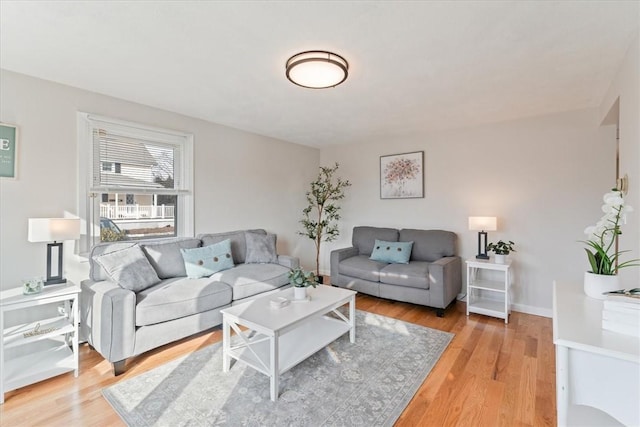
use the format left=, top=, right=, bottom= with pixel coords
left=436, top=308, right=445, bottom=318
left=113, top=359, right=127, bottom=376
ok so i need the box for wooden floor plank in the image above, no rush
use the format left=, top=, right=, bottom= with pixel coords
left=0, top=295, right=556, bottom=426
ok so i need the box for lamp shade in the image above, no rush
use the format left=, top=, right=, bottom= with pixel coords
left=468, top=216, right=497, bottom=231
left=286, top=50, right=349, bottom=89
left=28, top=218, right=81, bottom=242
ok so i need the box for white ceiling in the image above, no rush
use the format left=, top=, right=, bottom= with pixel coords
left=1, top=1, right=638, bottom=147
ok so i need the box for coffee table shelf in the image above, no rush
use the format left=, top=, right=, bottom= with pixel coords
left=229, top=314, right=351, bottom=376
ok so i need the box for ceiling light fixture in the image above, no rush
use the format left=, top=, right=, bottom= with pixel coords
left=285, top=50, right=349, bottom=89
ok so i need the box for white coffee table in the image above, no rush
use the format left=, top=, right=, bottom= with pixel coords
left=221, top=285, right=356, bottom=401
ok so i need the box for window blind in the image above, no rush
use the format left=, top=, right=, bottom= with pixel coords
left=90, top=127, right=187, bottom=194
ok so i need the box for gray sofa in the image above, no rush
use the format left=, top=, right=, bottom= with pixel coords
left=80, top=229, right=298, bottom=375
left=330, top=226, right=461, bottom=316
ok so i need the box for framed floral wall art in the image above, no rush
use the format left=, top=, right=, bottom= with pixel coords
left=380, top=151, right=424, bottom=199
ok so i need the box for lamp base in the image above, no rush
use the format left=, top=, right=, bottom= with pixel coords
left=475, top=254, right=490, bottom=260
left=45, top=242, right=66, bottom=286
left=44, top=277, right=67, bottom=286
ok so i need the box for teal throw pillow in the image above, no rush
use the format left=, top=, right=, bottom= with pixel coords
left=370, top=239, right=413, bottom=264
left=181, top=239, right=234, bottom=278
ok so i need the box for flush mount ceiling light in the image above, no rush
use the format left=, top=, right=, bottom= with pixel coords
left=285, top=50, right=349, bottom=89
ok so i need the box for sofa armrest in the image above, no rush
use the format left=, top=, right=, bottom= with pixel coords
left=428, top=256, right=462, bottom=308
left=330, top=246, right=359, bottom=279
left=80, top=279, right=137, bottom=363
left=277, top=255, right=299, bottom=269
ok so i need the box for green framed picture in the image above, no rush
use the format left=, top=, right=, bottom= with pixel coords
left=0, top=123, right=18, bottom=178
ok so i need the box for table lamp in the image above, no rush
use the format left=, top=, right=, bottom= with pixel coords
left=468, top=216, right=497, bottom=260
left=28, top=218, right=81, bottom=285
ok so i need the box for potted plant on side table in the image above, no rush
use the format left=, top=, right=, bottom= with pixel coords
left=487, top=240, right=516, bottom=264
left=287, top=267, right=319, bottom=300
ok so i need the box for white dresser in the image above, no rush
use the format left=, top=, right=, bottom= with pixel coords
left=553, top=281, right=640, bottom=426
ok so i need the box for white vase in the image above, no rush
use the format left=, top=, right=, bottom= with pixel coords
left=583, top=272, right=620, bottom=300
left=494, top=254, right=507, bottom=264
left=293, top=286, right=307, bottom=300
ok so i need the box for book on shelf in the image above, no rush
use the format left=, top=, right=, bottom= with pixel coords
left=603, top=288, right=640, bottom=311
left=602, top=319, right=640, bottom=338
left=603, top=303, right=640, bottom=316
left=602, top=309, right=640, bottom=325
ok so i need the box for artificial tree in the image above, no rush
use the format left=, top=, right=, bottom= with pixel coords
left=299, top=163, right=351, bottom=278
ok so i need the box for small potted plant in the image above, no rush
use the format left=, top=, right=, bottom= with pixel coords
left=487, top=240, right=515, bottom=264
left=287, top=267, right=319, bottom=300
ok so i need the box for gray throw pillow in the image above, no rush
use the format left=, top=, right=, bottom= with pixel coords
left=93, top=245, right=161, bottom=292
left=245, top=232, right=278, bottom=264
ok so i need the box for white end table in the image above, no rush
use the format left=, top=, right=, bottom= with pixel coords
left=0, top=283, right=80, bottom=404
left=466, top=258, right=512, bottom=323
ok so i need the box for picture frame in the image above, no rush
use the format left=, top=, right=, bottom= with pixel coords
left=380, top=151, right=424, bottom=199
left=0, top=123, right=18, bottom=179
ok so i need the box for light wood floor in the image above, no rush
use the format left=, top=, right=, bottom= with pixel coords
left=0, top=293, right=556, bottom=426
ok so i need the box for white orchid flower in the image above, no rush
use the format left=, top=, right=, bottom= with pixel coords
left=585, top=188, right=638, bottom=275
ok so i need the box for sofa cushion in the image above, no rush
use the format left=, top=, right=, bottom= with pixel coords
left=93, top=245, right=160, bottom=292
left=141, top=238, right=201, bottom=279
left=211, top=263, right=289, bottom=300
left=338, top=254, right=388, bottom=282
left=370, top=239, right=413, bottom=264
left=245, top=232, right=278, bottom=264
left=399, top=229, right=456, bottom=262
left=181, top=239, right=234, bottom=278
left=135, top=277, right=232, bottom=326
left=353, top=226, right=399, bottom=256
left=379, top=261, right=430, bottom=289
left=89, top=241, right=139, bottom=282
left=198, top=229, right=266, bottom=264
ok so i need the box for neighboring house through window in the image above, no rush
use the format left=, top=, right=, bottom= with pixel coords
left=78, top=113, right=193, bottom=250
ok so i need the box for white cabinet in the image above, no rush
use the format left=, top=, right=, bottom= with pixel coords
left=1, top=283, right=80, bottom=404
left=465, top=258, right=512, bottom=323
left=553, top=281, right=639, bottom=426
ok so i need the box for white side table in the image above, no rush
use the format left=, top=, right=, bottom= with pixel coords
left=465, top=258, right=512, bottom=323
left=0, top=282, right=80, bottom=404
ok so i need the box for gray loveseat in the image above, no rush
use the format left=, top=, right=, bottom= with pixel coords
left=80, top=229, right=298, bottom=375
left=330, top=226, right=462, bottom=316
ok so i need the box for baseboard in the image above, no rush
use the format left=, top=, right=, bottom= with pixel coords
left=327, top=277, right=552, bottom=318
left=510, top=303, right=552, bottom=318
left=457, top=293, right=551, bottom=318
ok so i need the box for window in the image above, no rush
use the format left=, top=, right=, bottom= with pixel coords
left=78, top=113, right=193, bottom=250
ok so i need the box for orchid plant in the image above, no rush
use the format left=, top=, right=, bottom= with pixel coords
left=583, top=188, right=640, bottom=275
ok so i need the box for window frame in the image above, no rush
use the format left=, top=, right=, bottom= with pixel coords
left=78, top=112, right=194, bottom=253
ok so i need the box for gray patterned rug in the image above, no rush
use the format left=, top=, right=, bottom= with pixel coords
left=103, top=310, right=453, bottom=426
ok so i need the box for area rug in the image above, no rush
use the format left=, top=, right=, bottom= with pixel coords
left=103, top=310, right=453, bottom=427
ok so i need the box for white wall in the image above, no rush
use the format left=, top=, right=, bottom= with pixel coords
left=598, top=33, right=640, bottom=286
left=0, top=70, right=320, bottom=291
left=321, top=108, right=615, bottom=316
